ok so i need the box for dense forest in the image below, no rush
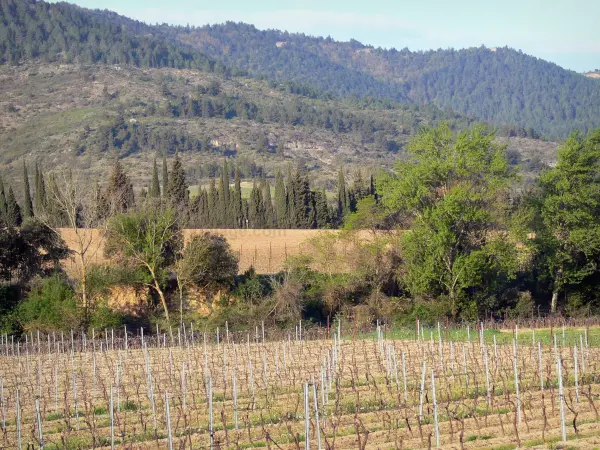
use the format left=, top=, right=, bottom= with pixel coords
left=1, top=0, right=599, bottom=139
left=172, top=24, right=600, bottom=139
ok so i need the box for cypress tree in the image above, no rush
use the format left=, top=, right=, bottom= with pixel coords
left=150, top=158, right=161, bottom=198
left=45, top=174, right=66, bottom=227
left=337, top=167, right=348, bottom=219
left=162, top=153, right=168, bottom=197
left=208, top=178, right=218, bottom=227
left=219, top=159, right=231, bottom=226
left=314, top=190, right=330, bottom=228
left=105, top=160, right=135, bottom=214
left=166, top=153, right=189, bottom=209
left=6, top=186, right=22, bottom=226
left=286, top=166, right=296, bottom=226
left=199, top=189, right=209, bottom=227
left=261, top=177, right=274, bottom=228
left=34, top=162, right=47, bottom=215
left=22, top=161, right=34, bottom=219
left=289, top=168, right=311, bottom=228
left=249, top=180, right=266, bottom=228
left=274, top=170, right=287, bottom=228
left=370, top=174, right=376, bottom=197
left=233, top=168, right=244, bottom=228
left=0, top=176, right=7, bottom=220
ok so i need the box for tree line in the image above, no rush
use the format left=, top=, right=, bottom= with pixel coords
left=0, top=156, right=374, bottom=230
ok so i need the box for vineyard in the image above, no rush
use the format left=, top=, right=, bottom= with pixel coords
left=0, top=322, right=599, bottom=449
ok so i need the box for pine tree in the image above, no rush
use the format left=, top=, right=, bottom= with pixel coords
left=22, top=161, right=34, bottom=219
left=34, top=162, right=47, bottom=215
left=162, top=153, right=168, bottom=197
left=233, top=168, right=244, bottom=228
left=337, top=167, right=348, bottom=219
left=150, top=158, right=161, bottom=198
left=274, top=170, right=287, bottom=228
left=166, top=153, right=188, bottom=209
left=6, top=186, right=22, bottom=226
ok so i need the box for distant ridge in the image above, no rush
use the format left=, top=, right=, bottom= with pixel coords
left=1, top=1, right=599, bottom=138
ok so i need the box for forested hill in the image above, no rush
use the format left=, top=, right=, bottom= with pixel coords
left=1, top=1, right=599, bottom=139
left=174, top=23, right=600, bottom=139
left=0, top=0, right=233, bottom=74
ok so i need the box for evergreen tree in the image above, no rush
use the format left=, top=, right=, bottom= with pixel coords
left=104, top=160, right=135, bottom=214
left=6, top=186, right=22, bottom=227
left=219, top=160, right=231, bottom=226
left=286, top=165, right=295, bottom=226
left=162, top=153, right=169, bottom=197
left=0, top=176, right=7, bottom=221
left=44, top=174, right=66, bottom=227
left=370, top=174, right=376, bottom=197
left=289, top=168, right=311, bottom=228
left=22, top=161, right=34, bottom=219
left=208, top=178, right=218, bottom=227
left=337, top=167, right=348, bottom=219
left=314, top=189, right=330, bottom=228
left=198, top=189, right=209, bottom=227
left=248, top=180, right=266, bottom=228
left=150, top=158, right=161, bottom=198
left=232, top=168, right=244, bottom=228
left=261, top=177, right=274, bottom=227
left=274, top=170, right=287, bottom=228
left=34, top=162, right=47, bottom=215
left=166, top=153, right=189, bottom=209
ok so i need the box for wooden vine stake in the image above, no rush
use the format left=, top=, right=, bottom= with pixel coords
left=556, top=355, right=567, bottom=442
left=109, top=384, right=115, bottom=450
left=16, top=389, right=21, bottom=450
left=313, top=382, right=322, bottom=450
left=208, top=377, right=214, bottom=450
left=432, top=369, right=440, bottom=449
left=35, top=397, right=44, bottom=449
left=304, top=382, right=311, bottom=450
left=512, top=338, right=521, bottom=423
left=165, top=391, right=174, bottom=450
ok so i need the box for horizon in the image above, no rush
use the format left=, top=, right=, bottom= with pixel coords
left=56, top=0, right=600, bottom=73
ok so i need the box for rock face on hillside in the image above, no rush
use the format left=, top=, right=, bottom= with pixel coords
left=106, top=286, right=151, bottom=317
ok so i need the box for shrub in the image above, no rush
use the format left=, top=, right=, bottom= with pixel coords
left=0, top=285, right=22, bottom=334
left=88, top=302, right=124, bottom=330
left=18, top=274, right=83, bottom=332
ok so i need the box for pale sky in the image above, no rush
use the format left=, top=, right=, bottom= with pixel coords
left=63, top=0, right=599, bottom=72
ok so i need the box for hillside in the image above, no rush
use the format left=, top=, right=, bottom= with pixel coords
left=0, top=0, right=558, bottom=193
left=0, top=61, right=476, bottom=187
left=0, top=1, right=598, bottom=140
left=172, top=24, right=600, bottom=139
